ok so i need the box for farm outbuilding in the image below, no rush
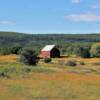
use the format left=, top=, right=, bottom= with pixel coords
left=41, top=45, right=60, bottom=58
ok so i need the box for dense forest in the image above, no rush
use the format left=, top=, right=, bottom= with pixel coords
left=0, top=31, right=100, bottom=56
left=0, top=32, right=100, bottom=46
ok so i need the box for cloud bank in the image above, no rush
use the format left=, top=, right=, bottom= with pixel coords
left=90, top=4, right=100, bottom=9
left=0, top=20, right=16, bottom=25
left=71, top=0, right=80, bottom=4
left=65, top=13, right=100, bottom=22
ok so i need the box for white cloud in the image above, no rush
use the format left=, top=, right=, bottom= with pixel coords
left=65, top=13, right=100, bottom=22
left=90, top=4, right=100, bottom=9
left=0, top=20, right=16, bottom=25
left=72, top=0, right=80, bottom=4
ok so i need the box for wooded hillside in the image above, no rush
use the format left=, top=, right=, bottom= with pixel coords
left=0, top=32, right=100, bottom=47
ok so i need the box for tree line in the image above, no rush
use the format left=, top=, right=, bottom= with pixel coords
left=19, top=43, right=100, bottom=66
left=0, top=32, right=100, bottom=59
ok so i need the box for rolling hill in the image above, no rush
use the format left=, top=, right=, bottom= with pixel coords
left=0, top=32, right=100, bottom=47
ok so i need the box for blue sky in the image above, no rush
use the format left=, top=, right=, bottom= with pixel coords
left=0, top=0, right=100, bottom=34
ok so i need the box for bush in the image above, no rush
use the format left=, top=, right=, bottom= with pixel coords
left=74, top=47, right=90, bottom=58
left=0, top=47, right=11, bottom=55
left=66, top=60, right=77, bottom=67
left=20, top=48, right=39, bottom=65
left=90, top=43, right=100, bottom=58
left=0, top=72, right=10, bottom=78
left=44, top=58, right=52, bottom=63
left=11, top=45, right=22, bottom=54
left=0, top=45, right=22, bottom=55
left=92, top=62, right=100, bottom=66
left=79, top=61, right=85, bottom=65
left=66, top=46, right=74, bottom=56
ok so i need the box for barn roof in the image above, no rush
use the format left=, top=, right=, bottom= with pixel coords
left=41, top=45, right=56, bottom=51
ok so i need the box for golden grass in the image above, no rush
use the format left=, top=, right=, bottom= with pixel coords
left=0, top=55, right=100, bottom=100
left=54, top=57, right=100, bottom=64
left=0, top=72, right=100, bottom=100
left=0, top=55, right=19, bottom=62
left=0, top=54, right=99, bottom=64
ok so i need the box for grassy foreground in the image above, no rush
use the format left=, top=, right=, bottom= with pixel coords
left=0, top=55, right=100, bottom=100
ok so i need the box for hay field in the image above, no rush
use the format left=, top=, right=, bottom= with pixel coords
left=0, top=55, right=100, bottom=100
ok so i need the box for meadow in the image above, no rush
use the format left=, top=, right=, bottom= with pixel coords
left=0, top=55, right=100, bottom=100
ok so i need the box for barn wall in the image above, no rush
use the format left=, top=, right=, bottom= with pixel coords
left=41, top=51, right=50, bottom=58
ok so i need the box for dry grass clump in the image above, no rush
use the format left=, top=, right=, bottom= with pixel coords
left=92, top=62, right=100, bottom=66
left=44, top=58, right=52, bottom=63
left=58, top=60, right=65, bottom=65
left=79, top=61, right=85, bottom=66
left=66, top=60, right=77, bottom=67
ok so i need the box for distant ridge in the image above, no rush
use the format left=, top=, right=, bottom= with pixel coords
left=0, top=31, right=100, bottom=47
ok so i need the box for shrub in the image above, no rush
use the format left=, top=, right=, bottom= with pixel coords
left=92, top=62, right=100, bottom=66
left=66, top=60, right=77, bottom=67
left=90, top=43, right=100, bottom=58
left=0, top=71, right=10, bottom=78
left=20, top=48, right=39, bottom=65
left=74, top=47, right=90, bottom=58
left=44, top=58, right=52, bottom=63
left=0, top=47, right=11, bottom=55
left=66, top=46, right=74, bottom=56
left=11, top=45, right=22, bottom=54
left=79, top=61, right=85, bottom=65
left=61, top=49, right=67, bottom=55
left=0, top=45, right=22, bottom=55
left=24, top=67, right=32, bottom=73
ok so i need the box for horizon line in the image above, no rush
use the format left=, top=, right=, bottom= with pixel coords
left=0, top=31, right=100, bottom=35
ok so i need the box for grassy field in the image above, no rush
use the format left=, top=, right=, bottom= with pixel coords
left=0, top=55, right=100, bottom=100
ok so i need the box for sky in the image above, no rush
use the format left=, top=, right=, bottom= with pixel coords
left=0, top=0, right=100, bottom=34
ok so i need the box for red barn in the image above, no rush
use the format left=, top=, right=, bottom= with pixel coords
left=41, top=45, right=60, bottom=58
